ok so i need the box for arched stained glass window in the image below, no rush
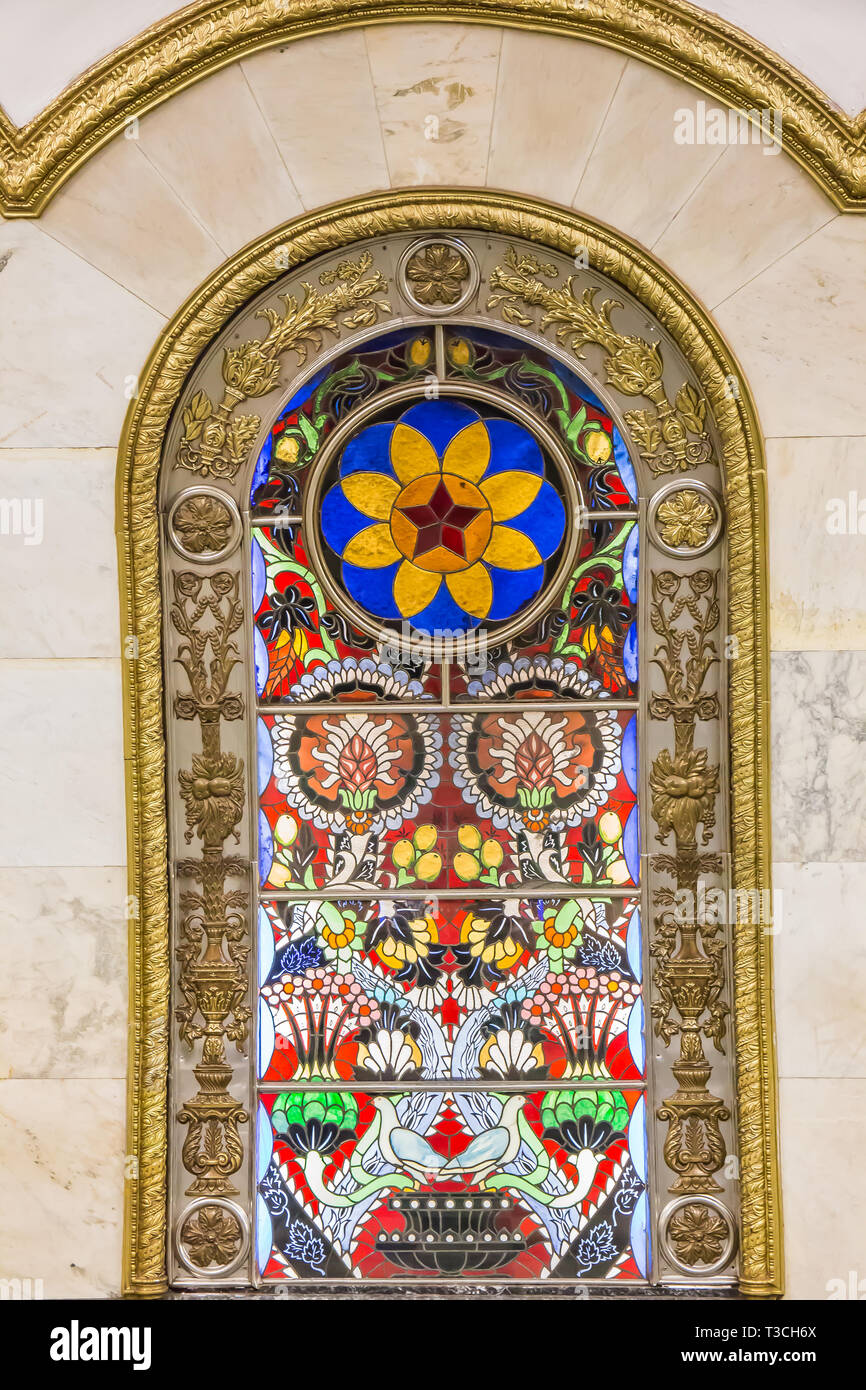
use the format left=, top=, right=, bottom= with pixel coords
left=249, top=323, right=645, bottom=1282
left=146, top=213, right=772, bottom=1298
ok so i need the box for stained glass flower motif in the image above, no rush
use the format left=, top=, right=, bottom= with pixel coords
left=321, top=400, right=566, bottom=634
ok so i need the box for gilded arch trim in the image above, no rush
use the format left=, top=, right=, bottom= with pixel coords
left=3, top=0, right=866, bottom=218
left=118, top=188, right=780, bottom=1299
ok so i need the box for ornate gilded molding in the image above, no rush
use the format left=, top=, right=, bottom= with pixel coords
left=2, top=0, right=866, bottom=217
left=118, top=189, right=780, bottom=1297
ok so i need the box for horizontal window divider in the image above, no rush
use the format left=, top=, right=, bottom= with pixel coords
left=260, top=886, right=637, bottom=901
left=249, top=510, right=638, bottom=527
left=257, top=699, right=640, bottom=715
left=256, top=1276, right=653, bottom=1288
left=256, top=1079, right=646, bottom=1093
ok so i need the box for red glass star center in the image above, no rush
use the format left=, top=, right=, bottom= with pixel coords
left=391, top=472, right=492, bottom=574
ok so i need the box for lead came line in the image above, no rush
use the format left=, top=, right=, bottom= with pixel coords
left=257, top=699, right=639, bottom=715
left=260, top=885, right=637, bottom=902
left=256, top=1080, right=646, bottom=1093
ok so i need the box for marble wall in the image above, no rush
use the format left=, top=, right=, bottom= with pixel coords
left=0, top=24, right=863, bottom=1299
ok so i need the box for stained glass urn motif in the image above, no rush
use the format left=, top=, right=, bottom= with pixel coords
left=380, top=1193, right=530, bottom=1274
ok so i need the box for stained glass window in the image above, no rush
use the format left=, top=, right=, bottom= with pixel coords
left=249, top=324, right=647, bottom=1283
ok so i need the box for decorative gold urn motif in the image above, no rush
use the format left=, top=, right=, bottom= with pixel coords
left=176, top=253, right=391, bottom=480
left=488, top=246, right=713, bottom=476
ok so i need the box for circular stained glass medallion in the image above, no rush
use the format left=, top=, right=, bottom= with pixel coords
left=313, top=386, right=579, bottom=642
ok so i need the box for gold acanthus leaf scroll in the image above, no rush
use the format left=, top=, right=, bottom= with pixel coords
left=177, top=252, right=391, bottom=481
left=487, top=245, right=712, bottom=476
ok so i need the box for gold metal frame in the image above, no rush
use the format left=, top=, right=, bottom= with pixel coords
left=118, top=189, right=781, bottom=1298
left=3, top=0, right=866, bottom=217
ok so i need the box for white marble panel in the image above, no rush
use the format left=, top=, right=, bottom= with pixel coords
left=773, top=862, right=866, bottom=1080
left=714, top=214, right=866, bottom=439
left=488, top=31, right=626, bottom=204
left=365, top=23, right=501, bottom=187
left=771, top=652, right=866, bottom=863
left=0, top=867, right=127, bottom=1080
left=779, top=1078, right=866, bottom=1299
left=654, top=134, right=833, bottom=307
left=0, top=660, right=125, bottom=867
left=0, top=220, right=164, bottom=449
left=0, top=450, right=118, bottom=658
left=0, top=1079, right=124, bottom=1297
left=242, top=31, right=389, bottom=209
left=40, top=135, right=223, bottom=315
left=768, top=436, right=866, bottom=651
left=136, top=63, right=303, bottom=254
left=575, top=61, right=727, bottom=248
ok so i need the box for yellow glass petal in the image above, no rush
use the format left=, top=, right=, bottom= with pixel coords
left=446, top=563, right=493, bottom=619
left=343, top=524, right=400, bottom=568
left=393, top=561, right=442, bottom=617
left=390, top=424, right=440, bottom=485
left=479, top=470, right=542, bottom=521
left=341, top=471, right=400, bottom=520
left=442, top=420, right=490, bottom=483
left=484, top=526, right=542, bottom=571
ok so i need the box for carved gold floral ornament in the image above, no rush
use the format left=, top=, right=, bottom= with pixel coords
left=648, top=570, right=729, bottom=1197
left=656, top=488, right=717, bottom=550
left=173, top=495, right=231, bottom=553
left=668, top=1201, right=731, bottom=1267
left=179, top=1204, right=243, bottom=1269
left=404, top=241, right=470, bottom=306
left=170, top=572, right=250, bottom=1197
left=1, top=2, right=865, bottom=218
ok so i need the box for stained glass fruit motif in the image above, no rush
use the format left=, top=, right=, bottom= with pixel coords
left=251, top=326, right=646, bottom=1281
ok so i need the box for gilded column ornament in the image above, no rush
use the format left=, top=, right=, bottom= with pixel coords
left=177, top=253, right=391, bottom=480
left=648, top=571, right=730, bottom=1195
left=170, top=572, right=250, bottom=1197
left=487, top=247, right=712, bottom=476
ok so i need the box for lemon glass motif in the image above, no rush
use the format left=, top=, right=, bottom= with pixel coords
left=321, top=400, right=566, bottom=634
